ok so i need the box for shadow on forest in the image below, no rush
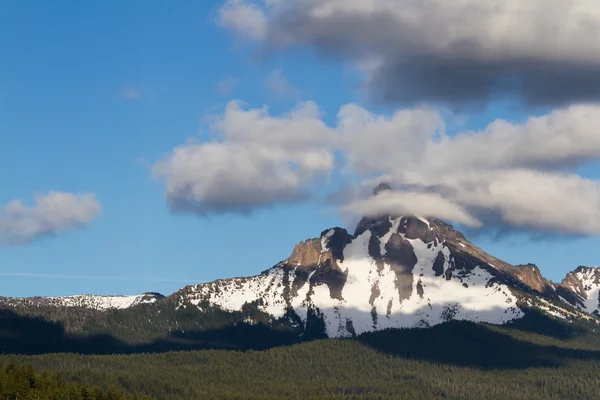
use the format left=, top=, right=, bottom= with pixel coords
left=357, top=316, right=600, bottom=370
left=2, top=307, right=600, bottom=371
left=0, top=308, right=298, bottom=356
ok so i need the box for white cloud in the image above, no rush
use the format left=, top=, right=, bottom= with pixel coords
left=219, top=0, right=600, bottom=106
left=447, top=170, right=600, bottom=235
left=342, top=190, right=481, bottom=228
left=336, top=103, right=444, bottom=175
left=153, top=100, right=600, bottom=235
left=420, top=105, right=600, bottom=173
left=218, top=0, right=267, bottom=40
left=0, top=192, right=101, bottom=246
left=153, top=101, right=333, bottom=215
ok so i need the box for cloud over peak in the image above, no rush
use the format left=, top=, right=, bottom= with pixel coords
left=219, top=0, right=600, bottom=107
left=0, top=192, right=101, bottom=246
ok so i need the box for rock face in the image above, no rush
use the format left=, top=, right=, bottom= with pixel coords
left=511, top=264, right=555, bottom=295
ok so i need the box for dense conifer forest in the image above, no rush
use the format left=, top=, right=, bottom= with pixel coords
left=0, top=362, right=149, bottom=400
left=3, top=314, right=600, bottom=400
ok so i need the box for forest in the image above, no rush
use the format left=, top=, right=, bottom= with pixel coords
left=0, top=362, right=149, bottom=400
left=3, top=312, right=600, bottom=400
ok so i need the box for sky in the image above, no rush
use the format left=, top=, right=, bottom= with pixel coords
left=2, top=0, right=600, bottom=297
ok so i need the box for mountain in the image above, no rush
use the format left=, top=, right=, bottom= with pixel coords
left=0, top=292, right=164, bottom=311
left=171, top=212, right=596, bottom=337
left=556, top=266, right=600, bottom=316
left=0, top=184, right=599, bottom=351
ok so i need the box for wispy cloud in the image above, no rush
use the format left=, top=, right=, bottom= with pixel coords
left=121, top=85, right=141, bottom=101
left=217, top=76, right=239, bottom=95
left=0, top=272, right=204, bottom=284
left=264, top=69, right=303, bottom=100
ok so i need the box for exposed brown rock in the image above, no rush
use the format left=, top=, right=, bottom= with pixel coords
left=557, top=266, right=600, bottom=308
left=287, top=239, right=323, bottom=266
left=511, top=264, right=555, bottom=295
left=285, top=229, right=351, bottom=301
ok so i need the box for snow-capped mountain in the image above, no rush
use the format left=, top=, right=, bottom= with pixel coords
left=169, top=203, right=600, bottom=337
left=557, top=267, right=600, bottom=316
left=164, top=184, right=598, bottom=336
left=174, top=216, right=526, bottom=337
left=1, top=184, right=598, bottom=339
left=0, top=292, right=164, bottom=311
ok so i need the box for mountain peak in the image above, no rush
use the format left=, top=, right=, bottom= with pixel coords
left=373, top=182, right=392, bottom=195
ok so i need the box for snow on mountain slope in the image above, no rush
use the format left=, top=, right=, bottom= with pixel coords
left=175, top=216, right=524, bottom=337
left=0, top=292, right=164, bottom=311
left=558, top=267, right=600, bottom=316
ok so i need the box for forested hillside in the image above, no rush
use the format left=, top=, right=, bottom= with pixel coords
left=0, top=362, right=149, bottom=400
left=5, top=317, right=600, bottom=400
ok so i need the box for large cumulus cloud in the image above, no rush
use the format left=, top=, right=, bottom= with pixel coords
left=219, top=0, right=600, bottom=107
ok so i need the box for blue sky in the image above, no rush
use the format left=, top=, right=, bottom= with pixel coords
left=2, top=1, right=600, bottom=297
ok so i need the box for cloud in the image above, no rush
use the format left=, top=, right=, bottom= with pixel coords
left=346, top=104, right=600, bottom=177
left=121, top=86, right=141, bottom=101
left=219, top=0, right=600, bottom=107
left=152, top=101, right=333, bottom=215
left=153, top=100, right=600, bottom=236
left=0, top=192, right=101, bottom=246
left=342, top=190, right=482, bottom=228
left=447, top=170, right=600, bottom=236
left=264, top=69, right=303, bottom=100
left=218, top=0, right=267, bottom=40
left=217, top=77, right=239, bottom=95
left=0, top=272, right=202, bottom=283
left=335, top=103, right=444, bottom=175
